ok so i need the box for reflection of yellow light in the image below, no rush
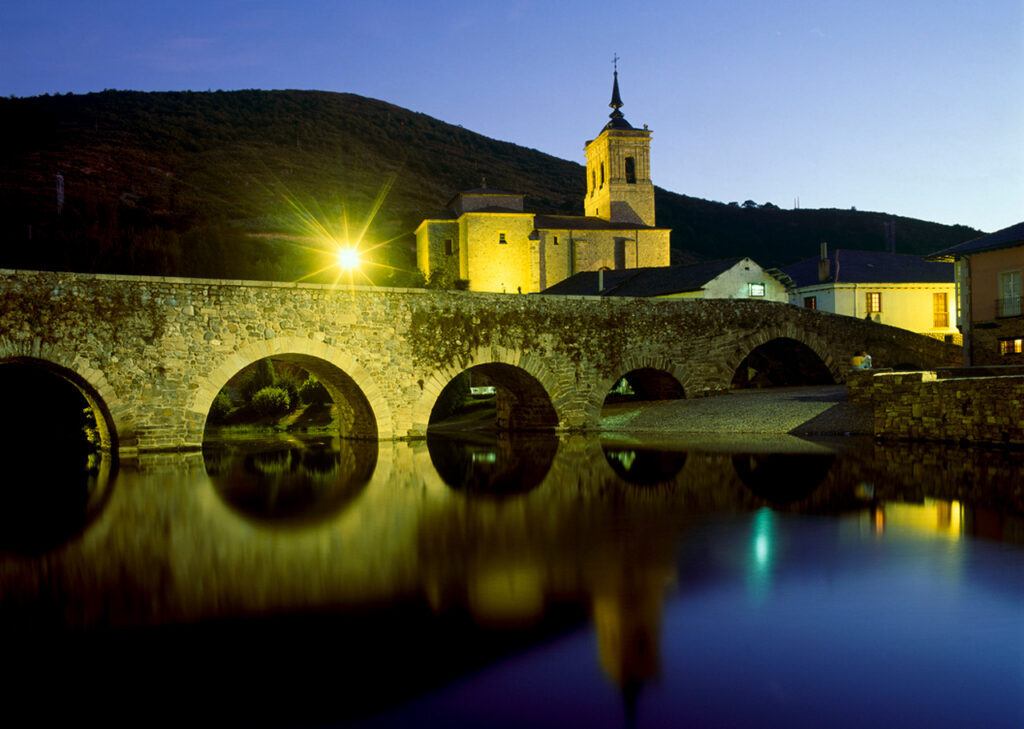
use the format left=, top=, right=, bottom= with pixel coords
left=336, top=246, right=361, bottom=270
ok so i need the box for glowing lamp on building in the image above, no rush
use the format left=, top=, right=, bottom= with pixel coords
left=336, top=246, right=362, bottom=271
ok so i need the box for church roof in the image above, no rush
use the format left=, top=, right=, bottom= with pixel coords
left=533, top=214, right=662, bottom=231
left=542, top=259, right=747, bottom=297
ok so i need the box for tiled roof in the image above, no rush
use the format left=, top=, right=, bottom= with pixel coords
left=783, top=249, right=953, bottom=287
left=532, top=214, right=661, bottom=231
left=927, top=221, right=1024, bottom=260
left=541, top=259, right=745, bottom=297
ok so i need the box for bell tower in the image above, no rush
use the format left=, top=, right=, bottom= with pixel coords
left=584, top=62, right=656, bottom=227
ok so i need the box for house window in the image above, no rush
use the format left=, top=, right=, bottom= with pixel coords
left=866, top=291, right=882, bottom=314
left=498, top=232, right=507, bottom=244
left=803, top=296, right=817, bottom=310
left=932, top=292, right=948, bottom=327
left=625, top=156, right=636, bottom=184
left=444, top=238, right=454, bottom=255
left=998, top=270, right=1021, bottom=317
left=999, top=338, right=1024, bottom=355
left=748, top=282, right=766, bottom=297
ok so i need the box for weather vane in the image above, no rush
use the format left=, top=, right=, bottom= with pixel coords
left=612, top=53, right=619, bottom=73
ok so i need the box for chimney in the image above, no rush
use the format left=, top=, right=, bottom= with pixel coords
left=817, top=242, right=830, bottom=283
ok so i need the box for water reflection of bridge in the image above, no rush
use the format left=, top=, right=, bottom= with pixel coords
left=3, top=436, right=1023, bottom=722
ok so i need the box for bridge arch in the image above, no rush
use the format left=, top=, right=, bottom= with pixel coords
left=411, top=346, right=568, bottom=435
left=190, top=336, right=393, bottom=441
left=588, top=356, right=687, bottom=427
left=725, top=326, right=841, bottom=389
left=0, top=342, right=125, bottom=452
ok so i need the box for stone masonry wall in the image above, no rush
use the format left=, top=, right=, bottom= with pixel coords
left=869, top=370, right=1024, bottom=444
left=0, top=270, right=961, bottom=454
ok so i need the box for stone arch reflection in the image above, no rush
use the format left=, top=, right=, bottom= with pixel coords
left=428, top=363, right=558, bottom=432
left=731, top=337, right=834, bottom=388
left=205, top=438, right=376, bottom=526
left=603, top=446, right=687, bottom=486
left=427, top=432, right=558, bottom=496
left=732, top=453, right=835, bottom=504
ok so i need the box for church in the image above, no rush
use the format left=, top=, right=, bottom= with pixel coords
left=415, top=71, right=672, bottom=293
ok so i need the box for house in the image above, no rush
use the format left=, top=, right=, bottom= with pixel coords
left=540, top=257, right=790, bottom=301
left=782, top=246, right=958, bottom=342
left=415, top=70, right=671, bottom=294
left=928, top=221, right=1024, bottom=365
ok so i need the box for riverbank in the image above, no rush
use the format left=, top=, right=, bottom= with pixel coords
left=600, top=385, right=871, bottom=437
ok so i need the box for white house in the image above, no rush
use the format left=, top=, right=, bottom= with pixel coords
left=541, top=257, right=790, bottom=301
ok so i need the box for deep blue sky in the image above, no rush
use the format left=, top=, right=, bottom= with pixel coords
left=3, top=0, right=1021, bottom=233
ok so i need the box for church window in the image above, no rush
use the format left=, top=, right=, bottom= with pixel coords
left=591, top=170, right=596, bottom=195
left=625, top=156, right=636, bottom=184
left=600, top=162, right=605, bottom=187
left=498, top=232, right=507, bottom=244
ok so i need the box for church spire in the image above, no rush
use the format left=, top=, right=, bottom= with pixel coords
left=605, top=55, right=632, bottom=130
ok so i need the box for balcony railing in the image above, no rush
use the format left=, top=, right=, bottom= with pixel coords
left=996, top=296, right=1022, bottom=318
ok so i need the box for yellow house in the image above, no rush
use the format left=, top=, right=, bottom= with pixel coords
left=782, top=246, right=958, bottom=342
left=416, top=71, right=671, bottom=293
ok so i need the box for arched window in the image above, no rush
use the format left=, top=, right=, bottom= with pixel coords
left=600, top=162, right=605, bottom=187
left=625, top=156, right=636, bottom=184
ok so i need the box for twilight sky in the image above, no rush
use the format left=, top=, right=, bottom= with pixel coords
left=2, top=0, right=1021, bottom=233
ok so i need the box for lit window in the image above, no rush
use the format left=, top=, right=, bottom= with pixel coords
left=999, top=338, right=1023, bottom=355
left=933, top=292, right=948, bottom=327
left=749, top=282, right=766, bottom=297
left=498, top=232, right=507, bottom=244
left=625, top=156, right=636, bottom=184
left=804, top=296, right=817, bottom=310
left=866, top=292, right=882, bottom=313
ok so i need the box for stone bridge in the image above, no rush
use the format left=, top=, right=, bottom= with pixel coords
left=0, top=269, right=960, bottom=455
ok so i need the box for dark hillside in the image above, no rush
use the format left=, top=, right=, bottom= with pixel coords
left=0, top=90, right=980, bottom=281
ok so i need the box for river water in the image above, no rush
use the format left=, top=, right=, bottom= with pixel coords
left=2, top=431, right=1023, bottom=727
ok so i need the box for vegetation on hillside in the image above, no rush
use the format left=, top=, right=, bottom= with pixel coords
left=0, top=89, right=981, bottom=281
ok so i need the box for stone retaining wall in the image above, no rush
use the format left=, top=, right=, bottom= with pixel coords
left=868, top=370, right=1024, bottom=444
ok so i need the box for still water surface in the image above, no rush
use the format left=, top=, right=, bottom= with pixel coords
left=2, top=433, right=1023, bottom=727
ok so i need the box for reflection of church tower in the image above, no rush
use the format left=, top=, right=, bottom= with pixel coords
left=584, top=66, right=657, bottom=227
left=592, top=557, right=668, bottom=728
